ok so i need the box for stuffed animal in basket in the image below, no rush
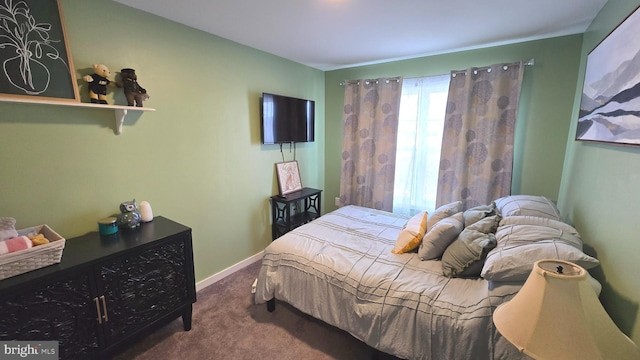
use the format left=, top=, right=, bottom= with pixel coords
left=0, top=217, right=49, bottom=255
left=117, top=199, right=142, bottom=229
left=117, top=68, right=149, bottom=107
left=0, top=217, right=18, bottom=242
left=83, top=64, right=114, bottom=104
left=28, top=234, right=49, bottom=246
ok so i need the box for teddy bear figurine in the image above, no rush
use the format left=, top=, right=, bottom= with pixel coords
left=117, top=68, right=149, bottom=107
left=83, top=64, right=113, bottom=104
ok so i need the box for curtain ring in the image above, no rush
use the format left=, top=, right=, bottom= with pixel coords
left=503, top=65, right=508, bottom=70
left=487, top=68, right=492, bottom=73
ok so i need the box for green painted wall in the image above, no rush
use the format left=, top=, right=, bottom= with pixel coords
left=0, top=0, right=325, bottom=282
left=324, top=35, right=584, bottom=213
left=559, top=0, right=640, bottom=345
left=3, top=0, right=638, bottom=347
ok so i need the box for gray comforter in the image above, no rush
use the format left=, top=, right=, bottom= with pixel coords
left=255, top=205, right=528, bottom=360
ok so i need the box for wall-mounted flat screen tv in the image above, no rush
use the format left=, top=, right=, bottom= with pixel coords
left=261, top=93, right=315, bottom=144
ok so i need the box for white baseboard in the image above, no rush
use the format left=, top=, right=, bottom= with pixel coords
left=195, top=251, right=264, bottom=292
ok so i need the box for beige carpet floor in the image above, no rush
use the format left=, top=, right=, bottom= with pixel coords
left=112, top=260, right=402, bottom=360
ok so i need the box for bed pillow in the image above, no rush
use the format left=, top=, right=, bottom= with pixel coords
left=418, top=212, right=464, bottom=260
left=391, top=211, right=428, bottom=254
left=494, top=195, right=561, bottom=220
left=463, top=203, right=496, bottom=227
left=481, top=215, right=600, bottom=281
left=427, top=201, right=462, bottom=231
left=441, top=215, right=500, bottom=277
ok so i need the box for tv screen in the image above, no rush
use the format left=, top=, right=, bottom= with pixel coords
left=261, top=93, right=315, bottom=144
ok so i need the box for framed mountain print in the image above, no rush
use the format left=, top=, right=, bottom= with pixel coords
left=576, top=5, right=640, bottom=146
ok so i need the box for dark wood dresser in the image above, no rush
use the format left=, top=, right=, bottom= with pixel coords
left=0, top=216, right=196, bottom=359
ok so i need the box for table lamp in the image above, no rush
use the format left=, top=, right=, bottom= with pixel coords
left=493, top=259, right=640, bottom=360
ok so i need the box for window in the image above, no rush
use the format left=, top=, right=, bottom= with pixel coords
left=393, top=75, right=450, bottom=215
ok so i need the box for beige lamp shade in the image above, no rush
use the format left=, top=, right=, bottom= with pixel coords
left=493, top=259, right=640, bottom=360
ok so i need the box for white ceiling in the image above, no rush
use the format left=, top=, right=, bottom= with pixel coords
left=112, top=0, right=608, bottom=71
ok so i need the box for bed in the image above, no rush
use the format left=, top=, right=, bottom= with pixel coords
left=254, top=196, right=600, bottom=360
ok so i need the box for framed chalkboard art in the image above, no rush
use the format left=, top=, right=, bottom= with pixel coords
left=0, top=0, right=79, bottom=102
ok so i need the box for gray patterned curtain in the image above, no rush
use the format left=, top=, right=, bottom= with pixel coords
left=436, top=62, right=524, bottom=210
left=339, top=77, right=403, bottom=211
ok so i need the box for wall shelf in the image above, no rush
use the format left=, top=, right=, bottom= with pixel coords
left=0, top=98, right=155, bottom=135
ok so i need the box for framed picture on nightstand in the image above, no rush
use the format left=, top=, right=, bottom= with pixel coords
left=275, top=160, right=302, bottom=195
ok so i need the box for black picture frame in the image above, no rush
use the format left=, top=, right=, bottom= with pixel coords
left=0, top=0, right=79, bottom=102
left=576, top=5, right=640, bottom=146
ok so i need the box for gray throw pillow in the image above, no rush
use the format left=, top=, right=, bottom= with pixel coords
left=418, top=212, right=464, bottom=260
left=463, top=203, right=496, bottom=227
left=442, top=215, right=500, bottom=278
left=427, top=201, right=462, bottom=231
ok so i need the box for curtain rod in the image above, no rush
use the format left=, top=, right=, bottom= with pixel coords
left=339, top=78, right=401, bottom=87
left=451, top=58, right=535, bottom=77
left=339, top=58, right=535, bottom=86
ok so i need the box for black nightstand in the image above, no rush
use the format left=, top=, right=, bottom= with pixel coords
left=270, top=187, right=322, bottom=240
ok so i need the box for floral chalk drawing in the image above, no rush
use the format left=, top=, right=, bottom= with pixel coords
left=0, top=0, right=78, bottom=100
left=276, top=161, right=303, bottom=195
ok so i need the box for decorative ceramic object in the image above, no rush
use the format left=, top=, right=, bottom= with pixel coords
left=139, top=200, right=153, bottom=222
left=117, top=199, right=141, bottom=229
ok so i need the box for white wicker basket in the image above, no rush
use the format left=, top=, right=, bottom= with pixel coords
left=0, top=224, right=65, bottom=280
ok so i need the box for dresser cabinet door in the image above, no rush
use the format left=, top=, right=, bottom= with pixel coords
left=98, top=235, right=191, bottom=345
left=0, top=272, right=101, bottom=359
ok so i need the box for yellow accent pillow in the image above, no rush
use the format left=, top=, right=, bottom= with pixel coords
left=392, top=211, right=428, bottom=254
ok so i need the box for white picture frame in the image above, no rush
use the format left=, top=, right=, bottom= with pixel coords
left=275, top=160, right=302, bottom=195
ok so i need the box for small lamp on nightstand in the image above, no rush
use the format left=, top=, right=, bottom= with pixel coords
left=493, top=259, right=640, bottom=360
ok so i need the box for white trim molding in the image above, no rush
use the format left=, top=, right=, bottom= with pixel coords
left=195, top=251, right=264, bottom=292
